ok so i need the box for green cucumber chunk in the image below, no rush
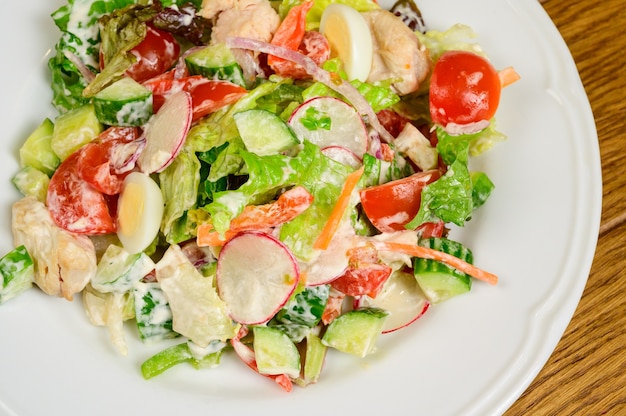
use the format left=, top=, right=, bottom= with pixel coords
left=413, top=237, right=473, bottom=304
left=0, top=245, right=34, bottom=304
left=321, top=307, right=388, bottom=357
left=234, top=108, right=300, bottom=156
left=133, top=281, right=178, bottom=343
left=94, top=77, right=153, bottom=127
left=297, top=332, right=327, bottom=386
left=51, top=104, right=103, bottom=160
left=270, top=285, right=330, bottom=342
left=18, top=118, right=60, bottom=176
left=12, top=166, right=50, bottom=202
left=253, top=326, right=301, bottom=378
left=185, top=43, right=246, bottom=87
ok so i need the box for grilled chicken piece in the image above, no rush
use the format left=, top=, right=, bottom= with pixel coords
left=200, top=0, right=280, bottom=45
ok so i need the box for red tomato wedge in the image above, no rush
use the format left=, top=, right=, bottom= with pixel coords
left=47, top=152, right=116, bottom=235
left=126, top=25, right=181, bottom=83
left=359, top=170, right=441, bottom=233
left=429, top=50, right=501, bottom=129
left=77, top=127, right=141, bottom=195
left=189, top=80, right=247, bottom=121
left=143, top=74, right=246, bottom=120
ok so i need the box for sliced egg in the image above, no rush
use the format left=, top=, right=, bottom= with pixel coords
left=320, top=4, right=373, bottom=82
left=116, top=172, right=164, bottom=254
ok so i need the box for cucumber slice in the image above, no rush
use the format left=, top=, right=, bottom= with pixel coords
left=413, top=237, right=473, bottom=304
left=94, top=77, right=153, bottom=127
left=12, top=166, right=50, bottom=202
left=51, top=104, right=103, bottom=160
left=234, top=109, right=300, bottom=156
left=18, top=118, right=59, bottom=176
left=321, top=307, right=388, bottom=357
left=253, top=326, right=301, bottom=378
left=185, top=43, right=246, bottom=87
left=0, top=245, right=34, bottom=304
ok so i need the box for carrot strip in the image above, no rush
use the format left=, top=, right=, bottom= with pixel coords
left=372, top=241, right=498, bottom=285
left=498, top=66, right=521, bottom=88
left=313, top=166, right=365, bottom=250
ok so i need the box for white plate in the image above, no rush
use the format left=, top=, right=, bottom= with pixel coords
left=0, top=0, right=601, bottom=415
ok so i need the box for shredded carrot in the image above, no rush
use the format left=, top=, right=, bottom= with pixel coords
left=313, top=166, right=365, bottom=250
left=498, top=66, right=521, bottom=88
left=372, top=241, right=498, bottom=285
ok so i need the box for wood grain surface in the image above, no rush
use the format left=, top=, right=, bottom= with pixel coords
left=504, top=0, right=626, bottom=415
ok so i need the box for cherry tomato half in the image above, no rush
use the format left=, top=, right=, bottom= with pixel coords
left=77, top=127, right=141, bottom=195
left=126, top=25, right=181, bottom=83
left=429, top=50, right=501, bottom=128
left=47, top=151, right=116, bottom=235
left=359, top=170, right=440, bottom=233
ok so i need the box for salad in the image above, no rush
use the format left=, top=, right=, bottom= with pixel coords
left=1, top=0, right=518, bottom=391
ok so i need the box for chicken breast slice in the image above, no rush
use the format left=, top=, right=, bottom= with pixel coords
left=362, top=9, right=431, bottom=96
left=201, top=0, right=280, bottom=45
left=12, top=196, right=97, bottom=301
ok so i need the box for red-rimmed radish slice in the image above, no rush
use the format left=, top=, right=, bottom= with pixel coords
left=289, top=96, right=368, bottom=159
left=216, top=231, right=300, bottom=325
left=357, top=270, right=430, bottom=333
left=138, top=90, right=192, bottom=174
left=321, top=145, right=362, bottom=168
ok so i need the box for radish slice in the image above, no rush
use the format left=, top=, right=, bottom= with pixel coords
left=357, top=270, right=430, bottom=333
left=216, top=231, right=300, bottom=325
left=289, top=96, right=368, bottom=159
left=138, top=90, right=192, bottom=174
left=321, top=145, right=362, bottom=168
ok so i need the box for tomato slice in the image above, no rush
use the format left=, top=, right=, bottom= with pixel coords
left=47, top=151, right=116, bottom=235
left=188, top=80, right=247, bottom=121
left=429, top=50, right=501, bottom=128
left=126, top=25, right=181, bottom=83
left=76, top=127, right=141, bottom=195
left=359, top=170, right=441, bottom=232
left=143, top=74, right=246, bottom=120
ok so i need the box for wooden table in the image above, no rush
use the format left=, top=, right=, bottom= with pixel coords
left=505, top=0, right=626, bottom=414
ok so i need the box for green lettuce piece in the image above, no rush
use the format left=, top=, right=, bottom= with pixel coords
left=48, top=0, right=142, bottom=112
left=159, top=148, right=201, bottom=244
left=204, top=141, right=323, bottom=235
left=406, top=128, right=495, bottom=228
left=416, top=23, right=487, bottom=62
left=279, top=145, right=353, bottom=260
left=84, top=4, right=157, bottom=97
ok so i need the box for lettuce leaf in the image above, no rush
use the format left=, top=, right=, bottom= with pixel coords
left=406, top=127, right=494, bottom=228
left=48, top=0, right=142, bottom=112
